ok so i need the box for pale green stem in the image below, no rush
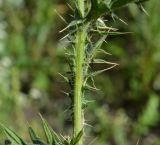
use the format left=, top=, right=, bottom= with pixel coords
left=74, top=0, right=86, bottom=144
left=77, top=0, right=85, bottom=18
left=74, top=25, right=87, bottom=145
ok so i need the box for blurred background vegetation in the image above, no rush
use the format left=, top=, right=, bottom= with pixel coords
left=0, top=0, right=160, bottom=145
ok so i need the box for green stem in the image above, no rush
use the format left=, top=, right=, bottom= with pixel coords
left=77, top=0, right=85, bottom=18
left=74, top=25, right=87, bottom=145
left=74, top=1, right=86, bottom=144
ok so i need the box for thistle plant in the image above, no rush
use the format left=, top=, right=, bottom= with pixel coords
left=64, top=0, right=148, bottom=144
left=1, top=0, right=148, bottom=145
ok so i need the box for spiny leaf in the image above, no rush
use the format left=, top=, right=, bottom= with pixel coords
left=86, top=1, right=113, bottom=20
left=111, top=13, right=128, bottom=25
left=1, top=125, right=27, bottom=145
left=110, top=0, right=148, bottom=9
left=94, top=36, right=107, bottom=50
left=135, top=0, right=149, bottom=4
left=28, top=127, right=46, bottom=145
left=92, top=59, right=118, bottom=65
left=83, top=84, right=100, bottom=91
left=39, top=114, right=62, bottom=145
left=97, top=49, right=112, bottom=55
left=110, top=0, right=135, bottom=9
left=39, top=114, right=54, bottom=145
left=88, top=64, right=118, bottom=77
left=110, top=0, right=148, bottom=8
left=92, top=29, right=132, bottom=35
left=96, top=18, right=118, bottom=31
left=87, top=36, right=107, bottom=60
left=60, top=20, right=83, bottom=33
left=87, top=0, right=148, bottom=20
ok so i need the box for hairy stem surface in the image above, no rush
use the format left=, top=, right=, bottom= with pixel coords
left=74, top=0, right=86, bottom=144
left=74, top=25, right=87, bottom=145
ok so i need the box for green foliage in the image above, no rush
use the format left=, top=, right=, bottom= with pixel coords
left=1, top=116, right=83, bottom=145
left=135, top=94, right=159, bottom=135
left=1, top=0, right=160, bottom=145
left=0, top=0, right=61, bottom=141
left=64, top=0, right=147, bottom=113
left=2, top=125, right=27, bottom=145
left=62, top=0, right=149, bottom=144
left=88, top=0, right=160, bottom=144
left=86, top=0, right=148, bottom=19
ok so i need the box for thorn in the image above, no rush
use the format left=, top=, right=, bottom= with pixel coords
left=91, top=77, right=97, bottom=89
left=104, top=40, right=108, bottom=44
left=88, top=137, right=98, bottom=145
left=59, top=26, right=70, bottom=33
left=60, top=90, right=69, bottom=96
left=84, top=123, right=93, bottom=128
left=64, top=40, right=75, bottom=44
left=136, top=138, right=141, bottom=145
left=112, top=13, right=128, bottom=25
left=140, top=4, right=149, bottom=16
left=58, top=72, right=69, bottom=82
left=89, top=63, right=119, bottom=77
left=85, top=84, right=100, bottom=91
left=103, top=19, right=108, bottom=22
left=98, top=26, right=118, bottom=31
left=66, top=2, right=74, bottom=11
left=55, top=9, right=68, bottom=24
left=111, top=13, right=116, bottom=22
left=69, top=14, right=74, bottom=18
left=98, top=49, right=112, bottom=55
left=92, top=59, right=119, bottom=65
left=118, top=17, right=128, bottom=25
left=59, top=33, right=70, bottom=41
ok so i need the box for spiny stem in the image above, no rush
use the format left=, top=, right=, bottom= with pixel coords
left=74, top=0, right=86, bottom=144
left=74, top=25, right=87, bottom=145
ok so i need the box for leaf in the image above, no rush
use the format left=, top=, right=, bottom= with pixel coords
left=39, top=114, right=61, bottom=145
left=92, top=29, right=132, bottom=35
left=88, top=64, right=118, bottom=77
left=110, top=0, right=135, bottom=9
left=60, top=20, right=83, bottom=33
left=39, top=114, right=54, bottom=145
left=88, top=0, right=149, bottom=19
left=96, top=19, right=118, bottom=31
left=1, top=125, right=27, bottom=145
left=89, top=36, right=107, bottom=59
left=135, top=0, right=149, bottom=4
left=70, top=130, right=83, bottom=145
left=28, top=127, right=46, bottom=145
left=83, top=84, right=100, bottom=91
left=137, top=94, right=159, bottom=134
left=93, top=59, right=118, bottom=65
left=94, top=36, right=107, bottom=50
left=97, top=49, right=112, bottom=55
left=110, top=0, right=149, bottom=9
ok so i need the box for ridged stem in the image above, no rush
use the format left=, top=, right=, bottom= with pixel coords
left=74, top=25, right=87, bottom=145
left=74, top=0, right=86, bottom=144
